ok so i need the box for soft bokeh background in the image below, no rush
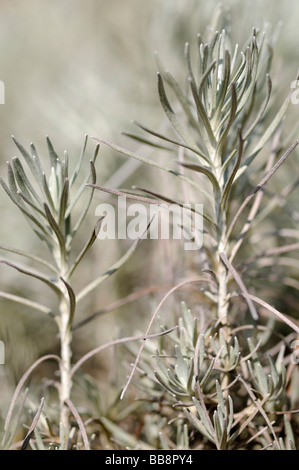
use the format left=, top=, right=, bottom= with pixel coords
left=0, top=0, right=298, bottom=419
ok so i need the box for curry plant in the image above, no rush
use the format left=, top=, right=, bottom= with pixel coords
left=95, top=27, right=298, bottom=333
left=120, top=302, right=294, bottom=450
left=1, top=8, right=299, bottom=450
left=0, top=135, right=140, bottom=441
left=92, top=21, right=299, bottom=449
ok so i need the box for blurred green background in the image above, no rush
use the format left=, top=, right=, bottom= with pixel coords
left=0, top=0, right=298, bottom=418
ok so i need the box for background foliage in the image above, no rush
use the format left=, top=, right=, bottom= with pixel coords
left=0, top=0, right=299, bottom=449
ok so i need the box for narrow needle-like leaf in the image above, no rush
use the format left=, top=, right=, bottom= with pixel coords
left=43, top=203, right=66, bottom=260
left=76, top=236, right=143, bottom=303
left=220, top=252, right=258, bottom=320
left=0, top=259, right=61, bottom=295
left=0, top=291, right=52, bottom=315
left=68, top=217, right=104, bottom=278
left=60, top=277, right=76, bottom=326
